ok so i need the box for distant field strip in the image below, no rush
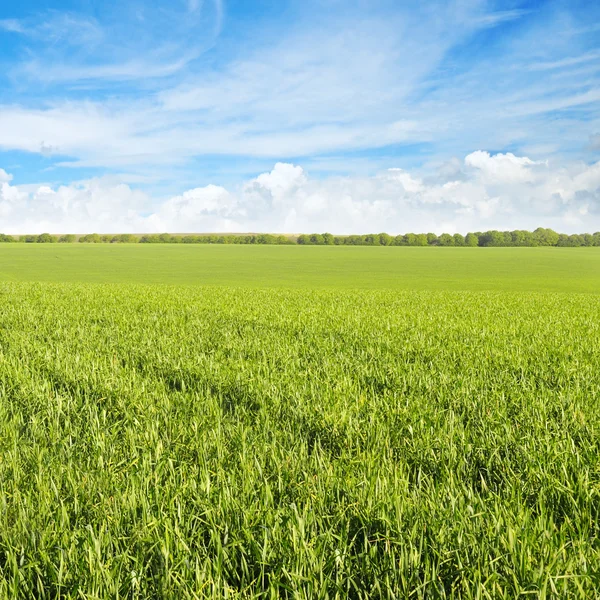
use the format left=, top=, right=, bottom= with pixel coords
left=0, top=245, right=599, bottom=291
left=1, top=283, right=600, bottom=597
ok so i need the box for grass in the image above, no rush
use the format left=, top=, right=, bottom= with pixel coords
left=0, top=244, right=598, bottom=291
left=0, top=247, right=600, bottom=597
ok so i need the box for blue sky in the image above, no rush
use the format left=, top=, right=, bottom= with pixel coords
left=0, top=0, right=599, bottom=233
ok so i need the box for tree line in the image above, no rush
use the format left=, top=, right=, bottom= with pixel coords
left=1, top=228, right=599, bottom=246
left=0, top=233, right=295, bottom=245
left=297, top=228, right=600, bottom=247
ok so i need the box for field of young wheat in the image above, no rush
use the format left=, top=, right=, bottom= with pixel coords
left=0, top=278, right=599, bottom=598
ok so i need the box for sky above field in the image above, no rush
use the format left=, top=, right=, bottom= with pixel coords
left=0, top=0, right=599, bottom=234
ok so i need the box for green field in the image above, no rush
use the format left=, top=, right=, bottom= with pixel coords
left=0, top=244, right=599, bottom=291
left=1, top=247, right=600, bottom=598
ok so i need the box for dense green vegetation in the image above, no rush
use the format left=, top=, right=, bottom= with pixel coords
left=2, top=227, right=600, bottom=246
left=297, top=228, right=600, bottom=247
left=0, top=283, right=599, bottom=597
left=0, top=245, right=599, bottom=292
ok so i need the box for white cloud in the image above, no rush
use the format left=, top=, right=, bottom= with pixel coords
left=385, top=169, right=424, bottom=193
left=157, top=185, right=242, bottom=232
left=1, top=152, right=599, bottom=235
left=0, top=177, right=151, bottom=234
left=245, top=163, right=307, bottom=208
left=465, top=151, right=541, bottom=184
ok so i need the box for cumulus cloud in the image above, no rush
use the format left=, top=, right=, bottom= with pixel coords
left=0, top=177, right=151, bottom=234
left=156, top=185, right=242, bottom=233
left=464, top=151, right=542, bottom=184
left=1, top=152, right=599, bottom=235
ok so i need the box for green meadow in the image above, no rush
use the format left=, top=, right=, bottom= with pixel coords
left=1, top=246, right=600, bottom=598
left=0, top=244, right=599, bottom=291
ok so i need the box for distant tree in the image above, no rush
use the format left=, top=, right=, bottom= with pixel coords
left=426, top=233, right=438, bottom=246
left=59, top=234, right=76, bottom=243
left=593, top=232, right=600, bottom=246
left=393, top=234, right=406, bottom=246
left=511, top=230, right=526, bottom=246
left=363, top=234, right=380, bottom=246
left=322, top=233, right=335, bottom=245
left=346, top=235, right=365, bottom=245
left=119, top=234, right=138, bottom=243
left=479, top=230, right=504, bottom=247
left=438, top=233, right=454, bottom=246
left=521, top=231, right=535, bottom=246
left=80, top=233, right=101, bottom=243
left=0, top=234, right=14, bottom=243
left=36, top=233, right=57, bottom=243
left=582, top=233, right=594, bottom=247
left=378, top=233, right=393, bottom=246
left=465, top=232, right=479, bottom=247
left=558, top=234, right=584, bottom=247
left=453, top=233, right=465, bottom=246
left=571, top=234, right=585, bottom=247
left=256, top=234, right=275, bottom=244
left=404, top=233, right=417, bottom=246
left=414, top=233, right=428, bottom=246
left=139, top=235, right=160, bottom=243
left=534, top=227, right=559, bottom=246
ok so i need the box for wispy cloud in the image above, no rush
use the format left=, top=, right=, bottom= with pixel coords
left=469, top=8, right=530, bottom=28
left=528, top=50, right=600, bottom=71
left=0, top=19, right=25, bottom=33
left=0, top=0, right=598, bottom=222
left=20, top=53, right=199, bottom=84
left=3, top=1, right=222, bottom=85
left=0, top=13, right=103, bottom=45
